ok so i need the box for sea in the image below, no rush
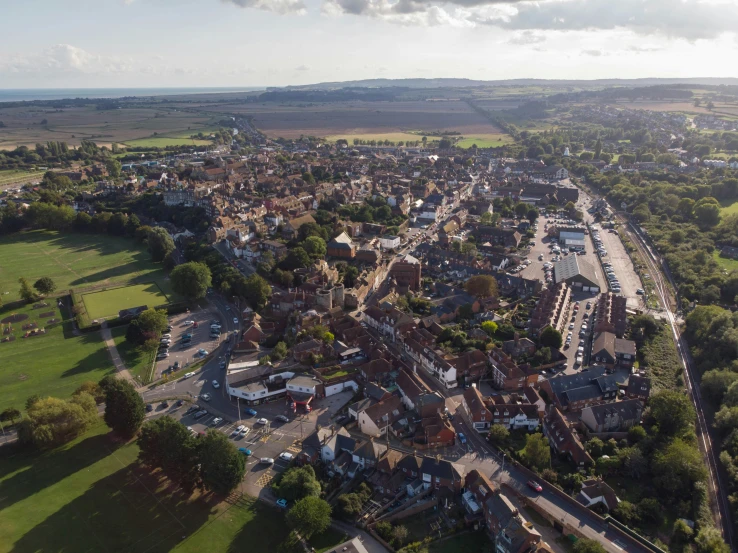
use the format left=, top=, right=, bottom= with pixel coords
left=0, top=87, right=265, bottom=102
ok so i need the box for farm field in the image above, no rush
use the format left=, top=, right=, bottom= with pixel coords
left=0, top=302, right=113, bottom=414
left=456, top=133, right=515, bottom=148
left=0, top=170, right=46, bottom=187
left=0, top=104, right=219, bottom=150
left=0, top=421, right=345, bottom=553
left=82, top=283, right=170, bottom=320
left=216, top=100, right=502, bottom=139
left=0, top=230, right=169, bottom=302
left=111, top=325, right=156, bottom=383
left=121, top=136, right=211, bottom=148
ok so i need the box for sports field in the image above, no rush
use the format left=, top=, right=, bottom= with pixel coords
left=0, top=302, right=113, bottom=415
left=82, top=283, right=169, bottom=320
left=0, top=230, right=169, bottom=302
left=0, top=422, right=343, bottom=553
left=456, top=133, right=515, bottom=148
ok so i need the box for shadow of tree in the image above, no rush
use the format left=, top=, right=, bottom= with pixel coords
left=225, top=498, right=287, bottom=553
left=60, top=343, right=116, bottom=378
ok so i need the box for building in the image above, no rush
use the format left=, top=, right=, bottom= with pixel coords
left=363, top=305, right=415, bottom=343
left=591, top=332, right=636, bottom=370
left=576, top=479, right=620, bottom=513
left=553, top=255, right=599, bottom=292
left=580, top=399, right=643, bottom=434
left=327, top=231, right=356, bottom=259
left=488, top=403, right=540, bottom=431
left=462, top=386, right=493, bottom=433
left=542, top=405, right=594, bottom=469
left=358, top=395, right=405, bottom=437
left=379, top=235, right=401, bottom=250
left=593, top=293, right=627, bottom=338
left=389, top=253, right=422, bottom=291
left=528, top=283, right=571, bottom=337
left=488, top=347, right=535, bottom=391
left=624, top=374, right=651, bottom=402
left=539, top=366, right=627, bottom=412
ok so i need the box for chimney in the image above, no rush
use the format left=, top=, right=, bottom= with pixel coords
left=435, top=454, right=441, bottom=464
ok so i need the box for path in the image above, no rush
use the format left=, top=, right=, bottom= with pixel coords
left=101, top=321, right=133, bottom=381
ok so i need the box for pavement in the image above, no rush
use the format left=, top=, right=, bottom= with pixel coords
left=101, top=321, right=133, bottom=381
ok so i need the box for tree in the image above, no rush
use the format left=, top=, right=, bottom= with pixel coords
left=170, top=262, right=212, bottom=300
left=33, top=277, right=56, bottom=296
left=695, top=526, right=730, bottom=553
left=488, top=424, right=509, bottom=446
left=652, top=439, right=707, bottom=495
left=572, top=539, right=606, bottom=553
left=627, top=425, right=647, bottom=444
left=105, top=158, right=122, bottom=178
left=17, top=394, right=97, bottom=448
left=693, top=197, right=721, bottom=227
left=594, top=139, right=602, bottom=159
left=286, top=496, right=332, bottom=539
left=481, top=321, right=498, bottom=336
left=527, top=207, right=539, bottom=223
left=702, top=370, right=738, bottom=406
left=480, top=211, right=493, bottom=224
left=138, top=416, right=200, bottom=490
left=242, top=273, right=272, bottom=310
left=199, top=430, right=246, bottom=495
left=302, top=236, right=327, bottom=259
left=392, top=525, right=409, bottom=547
left=672, top=519, right=694, bottom=544
left=648, top=390, right=695, bottom=436
left=632, top=204, right=651, bottom=223
left=464, top=275, right=498, bottom=298
left=73, top=381, right=104, bottom=404
left=275, top=465, right=321, bottom=502
left=282, top=247, right=311, bottom=270
left=147, top=227, right=175, bottom=262
left=521, top=433, right=551, bottom=471
left=103, top=377, right=145, bottom=439
left=539, top=326, right=563, bottom=349
left=0, top=407, right=21, bottom=424
left=515, top=202, right=529, bottom=219
left=613, top=500, right=639, bottom=525
left=126, top=308, right=169, bottom=345
left=107, top=212, right=127, bottom=236
left=18, top=277, right=38, bottom=303
left=25, top=394, right=41, bottom=410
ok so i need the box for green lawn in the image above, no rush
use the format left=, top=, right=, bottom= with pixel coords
left=0, top=422, right=288, bottom=553
left=0, top=302, right=114, bottom=414
left=309, top=528, right=350, bottom=553
left=720, top=199, right=738, bottom=216
left=0, top=170, right=46, bottom=186
left=456, top=134, right=515, bottom=148
left=123, top=137, right=211, bottom=148
left=0, top=230, right=169, bottom=302
left=429, top=531, right=489, bottom=553
left=111, top=325, right=156, bottom=383
left=82, top=282, right=170, bottom=320
left=713, top=250, right=738, bottom=271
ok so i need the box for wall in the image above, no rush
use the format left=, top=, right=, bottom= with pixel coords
left=378, top=496, right=438, bottom=523
left=324, top=380, right=359, bottom=397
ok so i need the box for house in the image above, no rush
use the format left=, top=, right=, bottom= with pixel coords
left=463, top=469, right=497, bottom=517
left=389, top=253, right=422, bottom=291
left=449, top=349, right=488, bottom=384
left=473, top=226, right=522, bottom=248
left=379, top=235, right=401, bottom=250
left=542, top=405, right=594, bottom=469
left=323, top=536, right=369, bottom=553
left=591, top=332, right=636, bottom=370
left=299, top=426, right=355, bottom=464
left=580, top=399, right=643, bottom=434
left=282, top=213, right=316, bottom=239
left=539, top=366, right=627, bottom=412
left=364, top=305, right=415, bottom=342
left=262, top=239, right=288, bottom=259
left=368, top=449, right=406, bottom=496
left=593, top=292, right=627, bottom=338
left=402, top=335, right=458, bottom=389
left=528, top=282, right=571, bottom=337
left=358, top=395, right=404, bottom=437
left=577, top=478, right=620, bottom=513
left=624, top=374, right=651, bottom=402
left=488, top=347, right=535, bottom=391
left=488, top=403, right=540, bottom=431
left=292, top=339, right=324, bottom=362
left=462, top=386, right=493, bottom=433
left=502, top=333, right=537, bottom=358
left=327, top=231, right=356, bottom=259
left=397, top=454, right=465, bottom=493
left=484, top=492, right=542, bottom=553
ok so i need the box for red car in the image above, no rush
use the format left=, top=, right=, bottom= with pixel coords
left=527, top=480, right=543, bottom=493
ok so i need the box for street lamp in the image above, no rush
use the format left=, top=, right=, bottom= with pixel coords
left=501, top=453, right=507, bottom=474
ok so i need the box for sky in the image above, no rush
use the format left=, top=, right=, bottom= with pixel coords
left=1, top=0, right=737, bottom=88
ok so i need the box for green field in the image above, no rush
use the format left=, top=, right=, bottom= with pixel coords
left=111, top=325, right=156, bottom=383
left=0, top=170, right=46, bottom=187
left=456, top=133, right=515, bottom=148
left=713, top=250, right=738, bottom=271
left=720, top=199, right=738, bottom=216
left=0, top=302, right=113, bottom=414
left=0, top=421, right=346, bottom=553
left=122, top=137, right=212, bottom=148
left=82, top=283, right=170, bottom=320
left=0, top=230, right=170, bottom=302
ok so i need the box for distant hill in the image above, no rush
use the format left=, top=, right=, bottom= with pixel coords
left=282, top=77, right=738, bottom=90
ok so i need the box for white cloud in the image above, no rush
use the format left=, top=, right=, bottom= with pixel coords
left=222, top=0, right=307, bottom=15
left=0, top=44, right=133, bottom=75
left=507, top=30, right=545, bottom=45
left=321, top=0, right=738, bottom=40
left=295, top=64, right=311, bottom=71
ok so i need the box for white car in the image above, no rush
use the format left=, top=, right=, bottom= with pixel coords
left=161, top=333, right=172, bottom=339
left=279, top=452, right=294, bottom=462
left=212, top=380, right=220, bottom=389
left=233, top=317, right=239, bottom=325
left=200, top=393, right=211, bottom=402
left=212, top=417, right=223, bottom=425
left=260, top=457, right=275, bottom=465
left=240, top=426, right=250, bottom=437
left=184, top=371, right=195, bottom=379
left=184, top=320, right=194, bottom=326
left=256, top=418, right=268, bottom=425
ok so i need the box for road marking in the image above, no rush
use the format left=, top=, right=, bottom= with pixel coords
left=255, top=473, right=273, bottom=488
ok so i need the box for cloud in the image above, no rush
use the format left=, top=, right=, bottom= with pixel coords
left=582, top=49, right=602, bottom=57
left=0, top=44, right=133, bottom=75
left=222, top=0, right=307, bottom=15
left=507, top=30, right=545, bottom=45
left=295, top=64, right=311, bottom=71
left=322, top=0, right=738, bottom=40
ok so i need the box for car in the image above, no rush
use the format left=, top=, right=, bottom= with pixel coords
left=184, top=405, right=199, bottom=415
left=146, top=403, right=153, bottom=412
left=583, top=313, right=589, bottom=319
left=275, top=415, right=289, bottom=422
left=244, top=408, right=257, bottom=416
left=166, top=326, right=173, bottom=332
left=193, top=410, right=208, bottom=419
left=527, top=480, right=543, bottom=493
left=219, top=360, right=226, bottom=369
left=233, top=424, right=246, bottom=436
left=157, top=352, right=170, bottom=359
left=184, top=371, right=195, bottom=379
left=160, top=339, right=171, bottom=345
left=184, top=320, right=194, bottom=326
left=586, top=302, right=592, bottom=309
left=193, top=322, right=199, bottom=328
left=276, top=499, right=288, bottom=509
left=175, top=399, right=184, bottom=408
left=458, top=432, right=467, bottom=445
left=577, top=346, right=584, bottom=354
left=636, top=288, right=645, bottom=295
left=256, top=418, right=268, bottom=425
left=182, top=333, right=193, bottom=340
left=212, top=417, right=223, bottom=426
left=187, top=426, right=196, bottom=435
left=233, top=317, right=239, bottom=325
left=260, top=457, right=275, bottom=465
left=197, top=349, right=209, bottom=357
left=160, top=400, right=169, bottom=408
left=564, top=342, right=570, bottom=349
left=212, top=380, right=220, bottom=389
left=200, top=393, right=211, bottom=402
left=538, top=254, right=544, bottom=261
left=240, top=426, right=250, bottom=437
left=279, top=452, right=294, bottom=462
left=238, top=447, right=252, bottom=456
left=568, top=323, right=575, bottom=330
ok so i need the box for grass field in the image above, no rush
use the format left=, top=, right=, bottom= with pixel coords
left=111, top=325, right=156, bottom=383
left=0, top=421, right=346, bottom=553
left=713, top=250, right=738, bottom=271
left=82, top=283, right=169, bottom=320
left=456, top=133, right=515, bottom=148
left=324, top=131, right=513, bottom=149
left=720, top=199, right=738, bottom=216
left=0, top=230, right=169, bottom=302
left=0, top=170, right=46, bottom=187
left=0, top=302, right=113, bottom=414
left=121, top=137, right=212, bottom=148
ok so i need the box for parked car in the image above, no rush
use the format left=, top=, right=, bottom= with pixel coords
left=256, top=418, right=268, bottom=425
left=146, top=403, right=153, bottom=412
left=212, top=380, right=220, bottom=389
left=458, top=432, right=467, bottom=445
left=193, top=410, right=208, bottom=419
left=184, top=371, right=195, bottom=379
left=244, top=408, right=257, bottom=416
left=279, top=452, right=294, bottom=462
left=200, top=393, right=211, bottom=402
left=212, top=417, right=223, bottom=426
left=238, top=448, right=252, bottom=456
left=275, top=415, right=289, bottom=422
left=276, top=499, right=288, bottom=509
left=156, top=352, right=169, bottom=359
left=527, top=480, right=543, bottom=493
left=260, top=458, right=275, bottom=465
left=184, top=320, right=194, bottom=326
left=197, top=349, right=209, bottom=357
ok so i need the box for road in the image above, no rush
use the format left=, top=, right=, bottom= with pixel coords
left=614, top=211, right=734, bottom=548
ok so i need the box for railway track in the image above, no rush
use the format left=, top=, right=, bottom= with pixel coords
left=615, top=212, right=734, bottom=549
